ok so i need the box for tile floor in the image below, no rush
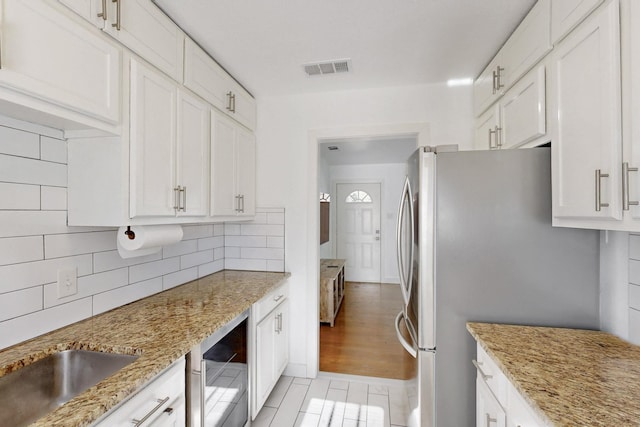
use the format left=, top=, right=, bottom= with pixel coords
left=250, top=373, right=409, bottom=427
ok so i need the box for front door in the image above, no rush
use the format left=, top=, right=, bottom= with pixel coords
left=336, top=183, right=381, bottom=282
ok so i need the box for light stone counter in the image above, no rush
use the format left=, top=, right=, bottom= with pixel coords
left=0, top=269, right=290, bottom=427
left=467, top=322, right=640, bottom=426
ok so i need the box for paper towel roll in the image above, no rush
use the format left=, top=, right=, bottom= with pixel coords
left=117, top=225, right=183, bottom=258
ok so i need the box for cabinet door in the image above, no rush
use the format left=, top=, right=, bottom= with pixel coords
left=105, top=0, right=184, bottom=81
left=627, top=0, right=640, bottom=219
left=230, top=84, right=257, bottom=131
left=506, top=385, right=544, bottom=427
left=0, top=0, right=120, bottom=123
left=551, top=0, right=621, bottom=220
left=177, top=90, right=209, bottom=217
left=211, top=111, right=237, bottom=216
left=551, top=0, right=605, bottom=45
left=58, top=0, right=105, bottom=28
left=183, top=38, right=228, bottom=111
left=475, top=105, right=500, bottom=150
left=130, top=59, right=177, bottom=218
left=236, top=127, right=256, bottom=217
left=274, top=301, right=289, bottom=377
left=476, top=378, right=506, bottom=427
left=501, top=0, right=551, bottom=88
left=474, top=54, right=504, bottom=117
left=255, top=310, right=277, bottom=411
left=500, top=65, right=546, bottom=149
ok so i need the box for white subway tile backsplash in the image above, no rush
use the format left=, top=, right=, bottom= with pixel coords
left=198, top=236, right=224, bottom=251
left=629, top=308, right=640, bottom=346
left=214, top=247, right=224, bottom=261
left=163, top=268, right=198, bottom=290
left=630, top=284, right=640, bottom=311
left=226, top=235, right=267, bottom=247
left=225, top=258, right=267, bottom=271
left=129, top=257, right=180, bottom=283
left=0, top=254, right=92, bottom=294
left=241, top=247, right=284, bottom=260
left=198, top=259, right=224, bottom=278
left=225, top=247, right=240, bottom=258
left=0, top=236, right=43, bottom=266
left=225, top=224, right=241, bottom=235
left=267, top=212, right=285, bottom=225
left=93, top=250, right=162, bottom=273
left=182, top=225, right=214, bottom=240
left=0, top=287, right=42, bottom=322
left=241, top=224, right=284, bottom=236
left=45, top=230, right=117, bottom=258
left=0, top=211, right=68, bottom=238
left=43, top=267, right=129, bottom=308
left=0, top=126, right=40, bottom=159
left=630, top=234, right=640, bottom=261
left=0, top=298, right=92, bottom=350
left=252, top=212, right=268, bottom=224
left=267, top=260, right=285, bottom=272
left=40, top=136, right=67, bottom=164
left=93, top=277, right=162, bottom=315
left=0, top=182, right=40, bottom=210
left=41, top=186, right=67, bottom=211
left=214, top=224, right=224, bottom=236
left=181, top=250, right=214, bottom=269
left=267, top=236, right=285, bottom=249
left=162, top=239, right=198, bottom=259
left=0, top=154, right=66, bottom=186
left=630, top=260, right=640, bottom=286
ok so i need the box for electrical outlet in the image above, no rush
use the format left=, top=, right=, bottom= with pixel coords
left=57, top=268, right=78, bottom=299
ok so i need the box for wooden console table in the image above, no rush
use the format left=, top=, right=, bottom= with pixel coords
left=319, top=259, right=346, bottom=327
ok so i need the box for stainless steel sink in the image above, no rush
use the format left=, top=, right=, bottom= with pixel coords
left=0, top=349, right=139, bottom=427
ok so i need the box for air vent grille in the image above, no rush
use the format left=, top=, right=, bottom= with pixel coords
left=303, top=59, right=351, bottom=77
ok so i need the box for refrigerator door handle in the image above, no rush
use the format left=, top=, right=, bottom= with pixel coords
left=396, top=176, right=414, bottom=308
left=395, top=310, right=417, bottom=358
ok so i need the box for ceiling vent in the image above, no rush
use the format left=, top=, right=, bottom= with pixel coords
left=303, top=59, right=351, bottom=77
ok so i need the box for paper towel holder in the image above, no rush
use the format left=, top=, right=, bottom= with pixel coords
left=124, top=226, right=135, bottom=240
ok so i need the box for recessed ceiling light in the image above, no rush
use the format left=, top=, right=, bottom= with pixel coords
left=447, top=78, right=474, bottom=87
left=328, top=146, right=339, bottom=151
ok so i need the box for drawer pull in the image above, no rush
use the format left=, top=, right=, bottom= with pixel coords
left=472, top=359, right=493, bottom=380
left=164, top=407, right=174, bottom=415
left=486, top=413, right=497, bottom=426
left=132, top=397, right=170, bottom=426
left=274, top=294, right=284, bottom=302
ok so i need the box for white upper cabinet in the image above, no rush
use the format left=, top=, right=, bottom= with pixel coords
left=58, top=0, right=105, bottom=28
left=236, top=125, right=257, bottom=217
left=184, top=38, right=257, bottom=130
left=551, top=0, right=621, bottom=221
left=474, top=0, right=551, bottom=117
left=475, top=105, right=501, bottom=150
left=176, top=89, right=210, bottom=217
left=0, top=0, right=121, bottom=124
left=625, top=0, right=640, bottom=220
left=551, top=0, right=605, bottom=45
left=129, top=58, right=177, bottom=218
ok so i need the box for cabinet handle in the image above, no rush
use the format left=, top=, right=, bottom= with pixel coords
left=231, top=93, right=236, bottom=113
left=472, top=359, right=493, bottom=380
left=495, top=126, right=502, bottom=148
left=488, top=128, right=497, bottom=149
left=274, top=294, right=284, bottom=302
left=595, top=169, right=610, bottom=211
left=495, top=66, right=504, bottom=92
left=240, top=195, right=245, bottom=213
left=485, top=413, right=497, bottom=426
left=132, top=397, right=170, bottom=426
left=274, top=315, right=280, bottom=333
left=226, top=92, right=233, bottom=112
left=97, top=0, right=107, bottom=20
left=492, top=70, right=498, bottom=95
left=173, top=187, right=181, bottom=210
left=164, top=407, right=174, bottom=415
left=623, top=162, right=639, bottom=211
left=112, top=0, right=121, bottom=31
left=235, top=195, right=242, bottom=212
left=180, top=186, right=187, bottom=212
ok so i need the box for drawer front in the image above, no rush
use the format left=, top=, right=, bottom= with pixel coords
left=93, top=358, right=186, bottom=426
left=475, top=344, right=508, bottom=407
left=253, top=282, right=289, bottom=321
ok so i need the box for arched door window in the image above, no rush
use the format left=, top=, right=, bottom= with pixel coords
left=345, top=190, right=372, bottom=203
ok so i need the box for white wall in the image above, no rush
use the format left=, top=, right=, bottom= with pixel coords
left=328, top=163, right=406, bottom=284
left=256, top=82, right=474, bottom=377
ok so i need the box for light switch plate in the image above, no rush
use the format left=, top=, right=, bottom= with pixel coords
left=57, top=268, right=78, bottom=299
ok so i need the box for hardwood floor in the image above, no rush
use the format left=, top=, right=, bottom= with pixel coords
left=319, top=282, right=416, bottom=380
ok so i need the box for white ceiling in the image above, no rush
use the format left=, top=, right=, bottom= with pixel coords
left=320, top=136, right=417, bottom=166
left=153, top=0, right=537, bottom=97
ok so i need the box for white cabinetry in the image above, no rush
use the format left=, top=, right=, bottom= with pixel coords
left=474, top=0, right=551, bottom=117
left=551, top=0, right=622, bottom=221
left=0, top=0, right=121, bottom=125
left=211, top=110, right=256, bottom=217
left=475, top=65, right=546, bottom=150
left=551, top=0, right=605, bottom=44
left=92, top=358, right=186, bottom=427
left=184, top=39, right=257, bottom=130
left=473, top=344, right=548, bottom=427
left=250, top=281, right=289, bottom=419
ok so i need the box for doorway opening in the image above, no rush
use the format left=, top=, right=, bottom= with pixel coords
left=316, top=132, right=419, bottom=380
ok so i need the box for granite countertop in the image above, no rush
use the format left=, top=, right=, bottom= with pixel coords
left=0, top=269, right=290, bottom=427
left=467, top=322, right=640, bottom=426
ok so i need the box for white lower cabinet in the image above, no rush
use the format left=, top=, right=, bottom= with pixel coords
left=473, top=344, right=548, bottom=427
left=92, top=358, right=186, bottom=427
left=250, top=281, right=289, bottom=419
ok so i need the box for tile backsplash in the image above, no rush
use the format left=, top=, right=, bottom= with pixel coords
left=0, top=119, right=285, bottom=351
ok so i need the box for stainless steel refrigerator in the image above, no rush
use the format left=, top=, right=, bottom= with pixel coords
left=394, top=146, right=599, bottom=427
